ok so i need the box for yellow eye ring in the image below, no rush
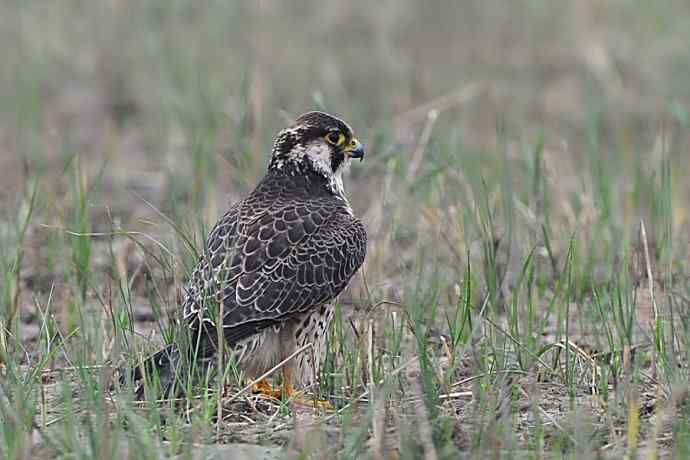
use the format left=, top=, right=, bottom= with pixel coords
left=325, top=131, right=345, bottom=146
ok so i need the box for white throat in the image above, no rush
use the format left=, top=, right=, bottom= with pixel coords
left=299, top=139, right=351, bottom=198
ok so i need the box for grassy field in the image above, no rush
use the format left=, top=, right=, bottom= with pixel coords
left=2, top=1, right=690, bottom=458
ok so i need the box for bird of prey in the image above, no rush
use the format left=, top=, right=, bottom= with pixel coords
left=129, top=111, right=367, bottom=404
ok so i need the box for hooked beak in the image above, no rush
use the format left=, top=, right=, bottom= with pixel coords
left=345, top=138, right=365, bottom=161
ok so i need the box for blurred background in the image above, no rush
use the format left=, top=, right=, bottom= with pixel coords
left=1, top=0, right=690, bottom=338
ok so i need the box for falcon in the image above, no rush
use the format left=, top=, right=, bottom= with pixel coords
left=130, top=111, right=367, bottom=404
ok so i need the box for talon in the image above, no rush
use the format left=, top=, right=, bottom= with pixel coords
left=280, top=367, right=334, bottom=410
left=290, top=397, right=335, bottom=411
left=251, top=378, right=282, bottom=399
left=250, top=369, right=333, bottom=410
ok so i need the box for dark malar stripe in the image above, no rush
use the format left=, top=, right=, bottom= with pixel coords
left=330, top=151, right=344, bottom=173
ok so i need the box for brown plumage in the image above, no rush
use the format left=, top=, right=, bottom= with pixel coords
left=129, top=111, right=367, bottom=398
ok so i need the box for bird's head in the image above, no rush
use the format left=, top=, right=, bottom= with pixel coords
left=269, top=111, right=365, bottom=193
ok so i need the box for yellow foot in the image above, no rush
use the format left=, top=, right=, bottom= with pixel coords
left=251, top=379, right=282, bottom=399
left=284, top=381, right=334, bottom=410
left=252, top=378, right=334, bottom=411
left=289, top=396, right=334, bottom=411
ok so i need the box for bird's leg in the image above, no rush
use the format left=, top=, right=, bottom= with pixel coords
left=251, top=378, right=282, bottom=399
left=282, top=366, right=333, bottom=411
left=281, top=366, right=295, bottom=399
left=252, top=367, right=333, bottom=410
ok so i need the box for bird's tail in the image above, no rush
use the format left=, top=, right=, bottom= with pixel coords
left=122, top=335, right=220, bottom=399
left=121, top=343, right=182, bottom=399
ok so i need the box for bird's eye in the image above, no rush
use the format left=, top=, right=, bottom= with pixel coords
left=325, top=131, right=345, bottom=146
